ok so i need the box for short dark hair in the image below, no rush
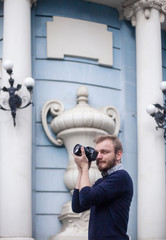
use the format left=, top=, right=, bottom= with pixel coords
left=94, top=135, right=123, bottom=154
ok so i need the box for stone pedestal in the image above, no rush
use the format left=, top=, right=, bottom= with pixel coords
left=50, top=202, right=89, bottom=240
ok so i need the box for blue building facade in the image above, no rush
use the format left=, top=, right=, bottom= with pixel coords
left=32, top=1, right=137, bottom=239
left=0, top=1, right=166, bottom=240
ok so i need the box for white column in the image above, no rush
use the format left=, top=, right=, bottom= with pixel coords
left=137, top=8, right=166, bottom=240
left=0, top=0, right=34, bottom=239
left=124, top=1, right=166, bottom=240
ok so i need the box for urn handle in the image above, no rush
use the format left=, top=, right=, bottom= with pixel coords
left=41, top=100, right=64, bottom=146
left=100, top=106, right=120, bottom=136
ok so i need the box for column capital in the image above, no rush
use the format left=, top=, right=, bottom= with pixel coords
left=122, top=0, right=166, bottom=26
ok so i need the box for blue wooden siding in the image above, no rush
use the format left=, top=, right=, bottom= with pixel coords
left=31, top=1, right=137, bottom=240
left=120, top=20, right=137, bottom=239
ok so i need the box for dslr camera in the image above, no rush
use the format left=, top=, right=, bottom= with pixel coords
left=73, top=144, right=98, bottom=162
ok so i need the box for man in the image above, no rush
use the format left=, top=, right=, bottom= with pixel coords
left=72, top=135, right=133, bottom=240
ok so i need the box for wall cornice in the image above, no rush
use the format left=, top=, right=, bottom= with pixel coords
left=122, top=0, right=166, bottom=26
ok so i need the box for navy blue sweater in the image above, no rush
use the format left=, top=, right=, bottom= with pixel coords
left=72, top=170, right=133, bottom=240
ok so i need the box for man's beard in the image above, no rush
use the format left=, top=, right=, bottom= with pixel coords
left=97, top=157, right=117, bottom=172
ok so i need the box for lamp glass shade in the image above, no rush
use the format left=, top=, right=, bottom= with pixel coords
left=160, top=81, right=166, bottom=92
left=146, top=104, right=156, bottom=115
left=3, top=60, right=13, bottom=70
left=24, top=77, right=35, bottom=87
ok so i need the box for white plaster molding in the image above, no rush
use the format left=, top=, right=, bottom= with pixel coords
left=123, top=0, right=166, bottom=26
left=49, top=202, right=89, bottom=240
left=50, top=87, right=120, bottom=138
left=42, top=85, right=120, bottom=148
left=42, top=85, right=120, bottom=239
left=47, top=16, right=113, bottom=67
left=41, top=100, right=64, bottom=146
left=42, top=84, right=120, bottom=193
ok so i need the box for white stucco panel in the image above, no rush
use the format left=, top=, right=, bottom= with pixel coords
left=47, top=16, right=113, bottom=67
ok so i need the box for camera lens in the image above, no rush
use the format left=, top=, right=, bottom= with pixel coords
left=73, top=144, right=98, bottom=162
left=73, top=144, right=82, bottom=156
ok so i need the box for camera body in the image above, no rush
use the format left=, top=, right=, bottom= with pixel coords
left=73, top=144, right=98, bottom=162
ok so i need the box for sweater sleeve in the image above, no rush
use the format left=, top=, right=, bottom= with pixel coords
left=79, top=170, right=133, bottom=209
left=72, top=188, right=91, bottom=213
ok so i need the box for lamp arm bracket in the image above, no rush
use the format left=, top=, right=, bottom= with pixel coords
left=16, top=84, right=22, bottom=91
left=154, top=103, right=163, bottom=110
left=2, top=87, right=8, bottom=92
left=41, top=100, right=64, bottom=146
left=0, top=106, right=10, bottom=111
left=19, top=101, right=33, bottom=109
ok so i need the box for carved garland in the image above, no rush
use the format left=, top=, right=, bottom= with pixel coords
left=123, top=0, right=166, bottom=26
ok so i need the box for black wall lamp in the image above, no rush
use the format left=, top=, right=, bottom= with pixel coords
left=0, top=60, right=35, bottom=126
left=146, top=81, right=166, bottom=139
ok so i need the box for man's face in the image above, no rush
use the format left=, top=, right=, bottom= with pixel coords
left=95, top=139, right=122, bottom=172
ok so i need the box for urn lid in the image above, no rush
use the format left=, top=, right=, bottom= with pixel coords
left=50, top=86, right=120, bottom=136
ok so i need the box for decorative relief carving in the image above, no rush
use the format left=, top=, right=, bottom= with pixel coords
left=49, top=202, right=89, bottom=240
left=144, top=8, right=151, bottom=18
left=123, top=0, right=166, bottom=26
left=41, top=100, right=64, bottom=146
left=41, top=86, right=120, bottom=149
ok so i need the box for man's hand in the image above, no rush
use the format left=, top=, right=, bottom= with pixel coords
left=73, top=147, right=91, bottom=190
left=73, top=147, right=89, bottom=171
